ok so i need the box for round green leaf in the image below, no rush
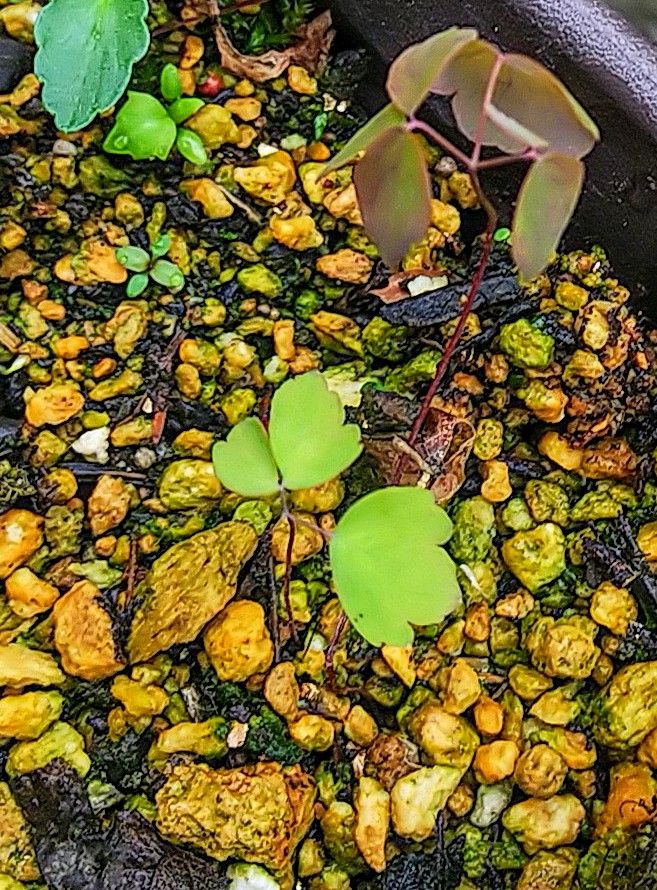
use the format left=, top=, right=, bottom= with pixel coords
left=512, top=152, right=585, bottom=280
left=212, top=417, right=280, bottom=497
left=160, top=63, right=182, bottom=103
left=330, top=487, right=461, bottom=647
left=126, top=273, right=149, bottom=297
left=103, top=92, right=177, bottom=161
left=34, top=0, right=150, bottom=132
left=322, top=103, right=405, bottom=175
left=175, top=128, right=209, bottom=166
left=386, top=26, right=478, bottom=117
left=269, top=371, right=362, bottom=491
left=353, top=127, right=432, bottom=269
left=115, top=245, right=150, bottom=272
left=168, top=97, right=205, bottom=125
left=150, top=234, right=172, bottom=259
left=150, top=260, right=185, bottom=290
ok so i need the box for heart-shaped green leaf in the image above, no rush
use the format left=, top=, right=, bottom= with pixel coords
left=269, top=371, right=362, bottom=491
left=104, top=92, right=177, bottom=161
left=322, top=103, right=405, bottom=175
left=160, top=63, right=183, bottom=103
left=151, top=259, right=185, bottom=290
left=330, top=487, right=461, bottom=647
left=353, top=127, right=432, bottom=269
left=34, top=0, right=150, bottom=132
left=116, top=245, right=150, bottom=272
left=169, top=97, right=205, bottom=125
left=212, top=417, right=280, bottom=497
left=512, top=151, right=584, bottom=280
left=386, top=26, right=478, bottom=116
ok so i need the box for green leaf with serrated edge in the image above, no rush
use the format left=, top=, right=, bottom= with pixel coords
left=354, top=127, right=432, bottom=269
left=150, top=260, right=184, bottom=290
left=212, top=418, right=280, bottom=497
left=322, top=103, right=405, bottom=174
left=512, top=152, right=584, bottom=280
left=386, top=26, right=478, bottom=117
left=104, top=92, right=176, bottom=161
left=175, top=128, right=209, bottom=165
left=115, top=246, right=149, bottom=272
left=168, top=97, right=204, bottom=125
left=330, top=487, right=461, bottom=647
left=34, top=0, right=150, bottom=132
left=126, top=273, right=148, bottom=297
left=269, top=371, right=362, bottom=491
left=160, top=63, right=182, bottom=103
left=150, top=234, right=171, bottom=259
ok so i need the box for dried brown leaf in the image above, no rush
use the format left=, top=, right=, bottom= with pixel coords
left=369, top=269, right=428, bottom=304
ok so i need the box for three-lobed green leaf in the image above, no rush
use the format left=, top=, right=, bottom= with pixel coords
left=330, top=487, right=461, bottom=647
left=212, top=371, right=362, bottom=496
left=34, top=0, right=150, bottom=132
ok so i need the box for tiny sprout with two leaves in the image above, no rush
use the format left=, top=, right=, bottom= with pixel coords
left=104, top=64, right=208, bottom=165
left=116, top=234, right=185, bottom=297
left=212, top=371, right=461, bottom=647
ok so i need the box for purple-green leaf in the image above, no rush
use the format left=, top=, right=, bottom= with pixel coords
left=354, top=127, right=432, bottom=269
left=512, top=152, right=585, bottom=280
left=386, top=26, right=478, bottom=117
left=322, top=103, right=405, bottom=174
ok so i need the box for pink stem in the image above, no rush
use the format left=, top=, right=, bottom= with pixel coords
left=407, top=119, right=470, bottom=168
left=470, top=53, right=504, bottom=167
left=477, top=148, right=538, bottom=170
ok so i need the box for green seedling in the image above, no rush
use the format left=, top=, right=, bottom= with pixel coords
left=34, top=0, right=150, bottom=132
left=103, top=64, right=208, bottom=164
left=325, top=26, right=599, bottom=473
left=212, top=370, right=461, bottom=648
left=115, top=234, right=185, bottom=297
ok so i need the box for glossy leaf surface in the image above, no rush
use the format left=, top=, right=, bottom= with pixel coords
left=176, top=128, right=209, bottom=165
left=212, top=417, right=280, bottom=497
left=322, top=103, right=405, bottom=174
left=512, top=151, right=585, bottom=280
left=126, top=273, right=148, bottom=297
left=353, top=127, right=432, bottom=269
left=386, top=26, right=477, bottom=116
left=269, top=371, right=362, bottom=491
left=115, top=246, right=149, bottom=272
left=168, top=97, right=204, bottom=125
left=34, top=0, right=150, bottom=132
left=330, top=487, right=461, bottom=646
left=103, top=92, right=177, bottom=161
left=160, top=63, right=182, bottom=103
left=150, top=260, right=185, bottom=290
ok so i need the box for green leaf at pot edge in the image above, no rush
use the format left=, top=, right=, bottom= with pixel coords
left=103, top=92, right=177, bottom=161
left=269, top=371, right=362, bottom=491
left=150, top=233, right=172, bottom=259
left=512, top=151, right=584, bottom=280
left=115, top=245, right=150, bottom=272
left=330, top=486, right=461, bottom=647
left=34, top=0, right=150, bottom=132
left=322, top=103, right=405, bottom=175
left=126, top=273, right=149, bottom=297
left=176, top=128, right=209, bottom=166
left=160, top=62, right=182, bottom=103
left=386, top=26, right=478, bottom=117
left=168, top=97, right=204, bottom=125
left=212, top=417, right=280, bottom=497
left=354, top=127, right=432, bottom=269
left=150, top=259, right=185, bottom=290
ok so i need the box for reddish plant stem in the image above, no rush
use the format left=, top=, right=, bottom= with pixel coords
left=477, top=148, right=538, bottom=170
left=407, top=119, right=470, bottom=168
left=282, top=514, right=300, bottom=644
left=325, top=610, right=348, bottom=691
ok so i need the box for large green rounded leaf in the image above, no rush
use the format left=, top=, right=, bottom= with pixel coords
left=34, top=0, right=150, bottom=132
left=353, top=127, right=432, bottom=269
left=212, top=417, right=280, bottom=497
left=512, top=152, right=584, bottom=280
left=330, top=487, right=461, bottom=647
left=269, top=371, right=362, bottom=491
left=104, top=92, right=177, bottom=161
left=386, top=26, right=478, bottom=116
left=322, top=103, right=405, bottom=175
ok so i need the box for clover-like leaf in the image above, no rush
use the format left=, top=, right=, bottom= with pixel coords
left=168, top=97, right=205, bottom=125
left=512, top=151, right=585, bottom=280
left=212, top=417, right=280, bottom=497
left=322, top=103, right=405, bottom=175
left=126, top=273, right=149, bottom=297
left=34, top=0, right=150, bottom=132
left=115, top=245, right=149, bottom=272
left=103, top=92, right=177, bottom=161
left=353, top=127, right=432, bottom=269
left=386, top=26, right=478, bottom=116
left=150, top=259, right=185, bottom=290
left=176, top=128, right=209, bottom=165
left=330, top=487, right=461, bottom=647
left=269, top=371, right=362, bottom=491
left=160, top=63, right=182, bottom=103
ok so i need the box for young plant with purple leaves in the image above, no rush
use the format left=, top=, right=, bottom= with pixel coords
left=325, top=27, right=599, bottom=452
